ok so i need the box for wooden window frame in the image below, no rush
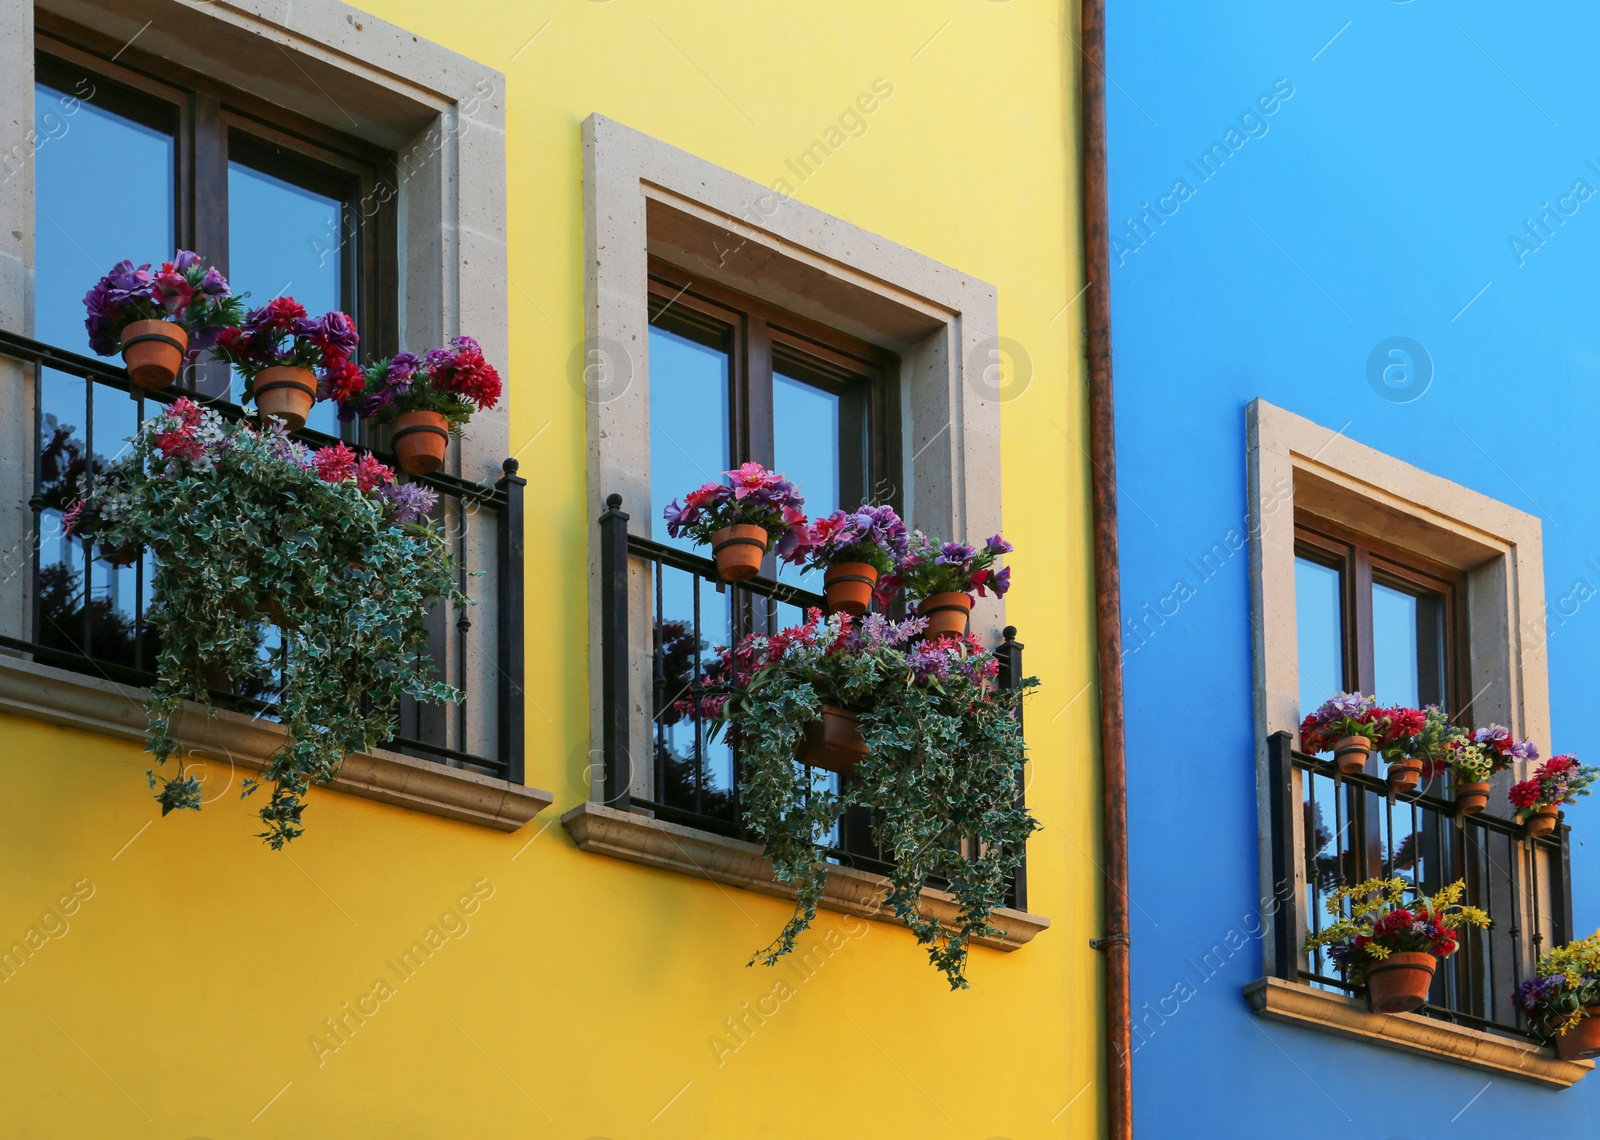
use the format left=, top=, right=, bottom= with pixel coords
left=646, top=256, right=903, bottom=521
left=1294, top=512, right=1470, bottom=721
left=34, top=16, right=398, bottom=421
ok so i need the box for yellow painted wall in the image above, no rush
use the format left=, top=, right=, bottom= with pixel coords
left=0, top=2, right=1100, bottom=1136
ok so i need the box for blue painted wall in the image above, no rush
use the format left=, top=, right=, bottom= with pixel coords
left=1107, top=1, right=1599, bottom=1132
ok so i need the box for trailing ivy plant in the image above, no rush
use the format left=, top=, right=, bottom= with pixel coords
left=66, top=398, right=464, bottom=847
left=707, top=610, right=1038, bottom=988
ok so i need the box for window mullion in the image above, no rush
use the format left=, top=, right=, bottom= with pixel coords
left=188, top=91, right=232, bottom=399
left=745, top=314, right=774, bottom=469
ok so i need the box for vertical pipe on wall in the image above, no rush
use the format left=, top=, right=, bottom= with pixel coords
left=1077, top=0, right=1133, bottom=1137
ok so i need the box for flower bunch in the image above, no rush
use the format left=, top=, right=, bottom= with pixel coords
left=1304, top=878, right=1490, bottom=982
left=337, top=336, right=503, bottom=429
left=1509, top=755, right=1597, bottom=818
left=888, top=530, right=1012, bottom=601
left=66, top=397, right=463, bottom=845
left=1390, top=704, right=1463, bottom=772
left=662, top=463, right=807, bottom=555
left=1298, top=692, right=1389, bottom=754
left=83, top=251, right=245, bottom=357
left=209, top=297, right=362, bottom=408
left=788, top=504, right=909, bottom=576
left=1519, top=932, right=1600, bottom=1036
left=709, top=606, right=1035, bottom=988
left=1474, top=724, right=1539, bottom=765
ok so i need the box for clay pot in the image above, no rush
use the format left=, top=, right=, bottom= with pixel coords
left=1454, top=781, right=1491, bottom=815
left=1556, top=1008, right=1600, bottom=1062
left=917, top=591, right=974, bottom=638
left=824, top=562, right=879, bottom=616
left=120, top=319, right=188, bottom=390
left=391, top=410, right=451, bottom=475
left=1332, top=735, right=1372, bottom=776
left=799, top=704, right=868, bottom=776
left=253, top=365, right=317, bottom=430
left=1525, top=807, right=1560, bottom=839
left=1365, top=951, right=1436, bottom=1013
left=710, top=524, right=767, bottom=582
left=1386, top=757, right=1423, bottom=794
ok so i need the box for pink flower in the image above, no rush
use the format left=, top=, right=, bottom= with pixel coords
left=726, top=462, right=780, bottom=497
left=353, top=453, right=394, bottom=493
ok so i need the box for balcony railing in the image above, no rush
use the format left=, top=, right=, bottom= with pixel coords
left=597, top=494, right=1028, bottom=909
left=1265, top=731, right=1572, bottom=1040
left=0, top=328, right=524, bottom=783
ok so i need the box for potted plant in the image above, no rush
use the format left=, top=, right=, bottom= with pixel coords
left=788, top=504, right=909, bottom=615
left=890, top=531, right=1013, bottom=637
left=83, top=251, right=245, bottom=389
left=710, top=609, right=1037, bottom=988
left=336, top=336, right=503, bottom=474
left=1518, top=931, right=1600, bottom=1061
left=663, top=463, right=807, bottom=582
left=64, top=398, right=462, bottom=846
left=1377, top=705, right=1428, bottom=792
left=1510, top=754, right=1595, bottom=838
left=1304, top=877, right=1490, bottom=1013
left=210, top=298, right=362, bottom=430
left=1299, top=692, right=1389, bottom=776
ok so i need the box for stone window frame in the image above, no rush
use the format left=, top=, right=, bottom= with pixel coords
left=1243, top=398, right=1585, bottom=1085
left=579, top=113, right=1006, bottom=793
left=0, top=0, right=549, bottom=831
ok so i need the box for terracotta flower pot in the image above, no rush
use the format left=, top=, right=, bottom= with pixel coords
left=1386, top=757, right=1423, bottom=794
left=1556, top=1007, right=1600, bottom=1062
left=710, top=524, right=768, bottom=582
left=1332, top=735, right=1372, bottom=776
left=824, top=562, right=879, bottom=616
left=799, top=704, right=868, bottom=777
left=391, top=410, right=451, bottom=475
left=917, top=591, right=974, bottom=638
left=1454, top=781, right=1491, bottom=815
left=1365, top=951, right=1436, bottom=1013
left=120, top=319, right=188, bottom=390
left=1525, top=807, right=1560, bottom=839
left=253, top=365, right=317, bottom=430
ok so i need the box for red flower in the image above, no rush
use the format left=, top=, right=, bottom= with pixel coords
left=152, top=263, right=195, bottom=315
left=432, top=345, right=501, bottom=411
left=1383, top=706, right=1426, bottom=743
left=353, top=453, right=394, bottom=493
left=1299, top=714, right=1326, bottom=754
left=312, top=442, right=359, bottom=484
left=319, top=358, right=366, bottom=407
left=1509, top=778, right=1541, bottom=810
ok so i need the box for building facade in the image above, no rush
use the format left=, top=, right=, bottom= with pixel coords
left=1109, top=1, right=1599, bottom=1133
left=0, top=1, right=1106, bottom=1136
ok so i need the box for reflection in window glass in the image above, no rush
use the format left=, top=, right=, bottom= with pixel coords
left=1294, top=557, right=1344, bottom=726
left=1372, top=583, right=1420, bottom=709
left=35, top=84, right=174, bottom=668
left=648, top=325, right=730, bottom=547
left=774, top=373, right=840, bottom=589
left=228, top=160, right=344, bottom=435
left=34, top=83, right=174, bottom=353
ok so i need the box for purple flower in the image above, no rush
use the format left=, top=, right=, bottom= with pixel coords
left=173, top=250, right=201, bottom=272
left=985, top=534, right=1013, bottom=556
left=199, top=267, right=229, bottom=296
left=379, top=481, right=439, bottom=525
left=388, top=352, right=421, bottom=386
left=936, top=542, right=977, bottom=566
left=663, top=498, right=697, bottom=538
left=990, top=564, right=1012, bottom=597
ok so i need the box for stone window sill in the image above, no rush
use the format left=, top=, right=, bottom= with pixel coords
left=0, top=654, right=552, bottom=832
left=1245, top=977, right=1593, bottom=1089
left=561, top=801, right=1050, bottom=950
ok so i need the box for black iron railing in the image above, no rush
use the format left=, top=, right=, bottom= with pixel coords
left=0, top=328, right=524, bottom=783
left=597, top=493, right=1028, bottom=906
left=1266, top=731, right=1571, bottom=1040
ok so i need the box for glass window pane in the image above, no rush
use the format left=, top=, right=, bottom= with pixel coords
left=228, top=158, right=345, bottom=436
left=773, top=372, right=841, bottom=514
left=648, top=324, right=730, bottom=548
left=1372, top=583, right=1420, bottom=709
left=35, top=83, right=173, bottom=668
left=1295, top=556, right=1344, bottom=723
left=34, top=82, right=175, bottom=353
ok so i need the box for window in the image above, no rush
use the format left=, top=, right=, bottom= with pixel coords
left=641, top=263, right=900, bottom=831
left=34, top=28, right=396, bottom=436
left=1249, top=400, right=1575, bottom=1079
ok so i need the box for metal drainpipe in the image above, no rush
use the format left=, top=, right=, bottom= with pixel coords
left=1077, top=0, right=1133, bottom=1136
